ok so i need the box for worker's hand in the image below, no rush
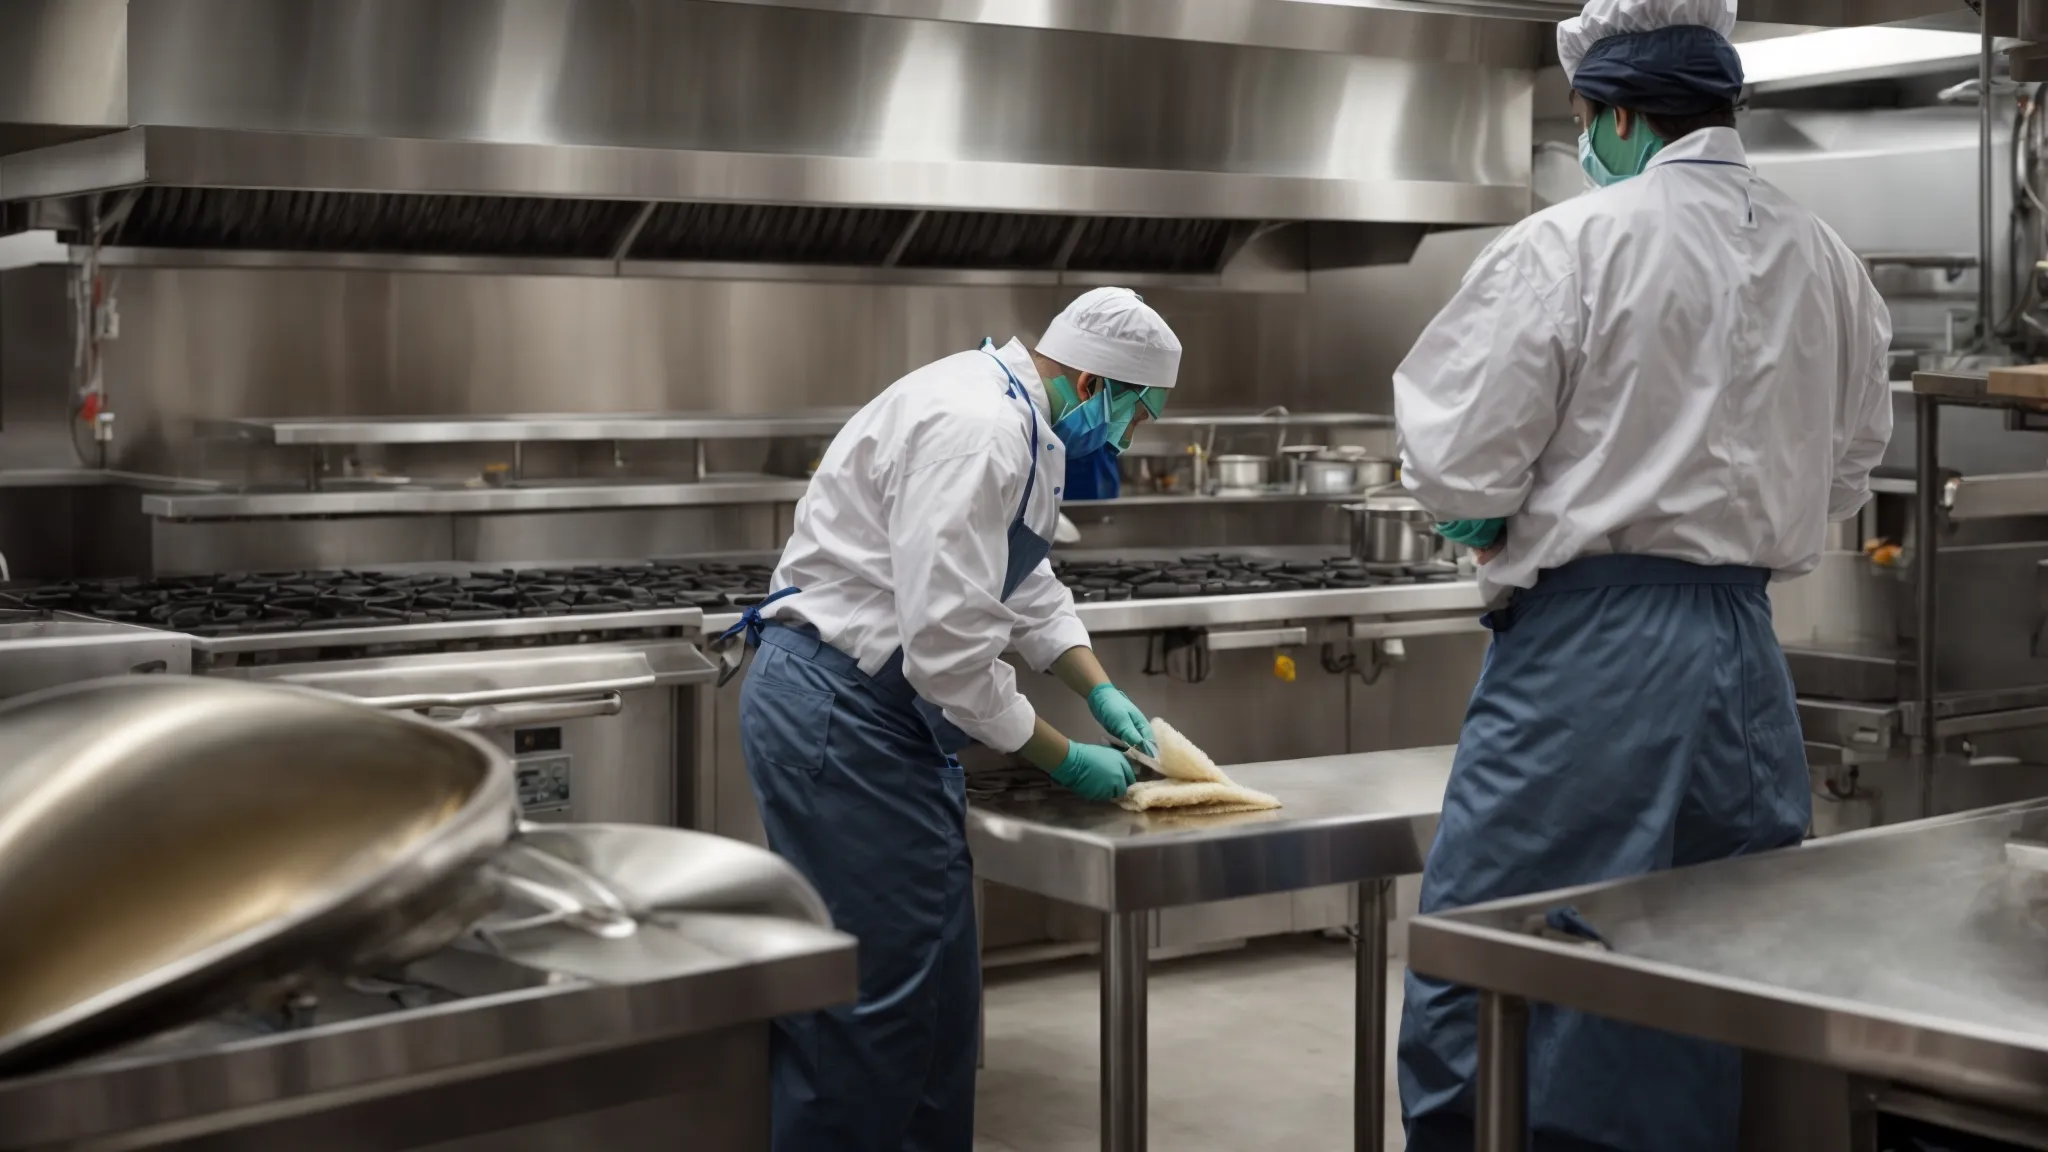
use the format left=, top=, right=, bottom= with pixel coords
left=1086, top=683, right=1157, bottom=758
left=1049, top=741, right=1137, bottom=801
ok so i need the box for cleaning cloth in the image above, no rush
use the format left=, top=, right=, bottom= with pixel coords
left=1115, top=718, right=1282, bottom=816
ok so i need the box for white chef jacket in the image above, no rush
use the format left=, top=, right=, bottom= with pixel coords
left=1395, top=127, right=1893, bottom=606
left=765, top=338, right=1090, bottom=753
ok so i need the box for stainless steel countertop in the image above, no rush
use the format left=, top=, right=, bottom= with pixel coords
left=704, top=581, right=1486, bottom=638
left=968, top=747, right=1453, bottom=911
left=1407, top=799, right=2048, bottom=1115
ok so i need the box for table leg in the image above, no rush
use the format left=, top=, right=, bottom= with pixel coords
left=1474, top=991, right=1528, bottom=1152
left=1101, top=910, right=1148, bottom=1152
left=974, top=876, right=986, bottom=1070
left=1356, top=879, right=1391, bottom=1152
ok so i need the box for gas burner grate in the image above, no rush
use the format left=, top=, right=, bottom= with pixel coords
left=1050, top=555, right=1458, bottom=602
left=10, top=562, right=780, bottom=637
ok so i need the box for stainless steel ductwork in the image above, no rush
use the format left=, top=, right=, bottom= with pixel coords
left=0, top=0, right=1555, bottom=277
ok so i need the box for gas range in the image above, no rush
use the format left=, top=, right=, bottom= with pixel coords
left=1053, top=554, right=1461, bottom=602
left=2, top=561, right=779, bottom=668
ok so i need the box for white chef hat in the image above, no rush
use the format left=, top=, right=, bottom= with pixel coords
left=1557, top=0, right=1737, bottom=82
left=1037, top=287, right=1183, bottom=390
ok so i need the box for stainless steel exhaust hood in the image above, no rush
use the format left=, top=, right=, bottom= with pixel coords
left=0, top=0, right=1554, bottom=275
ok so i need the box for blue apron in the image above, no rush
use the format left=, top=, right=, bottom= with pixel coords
left=1398, top=554, right=1809, bottom=1152
left=721, top=345, right=1053, bottom=1152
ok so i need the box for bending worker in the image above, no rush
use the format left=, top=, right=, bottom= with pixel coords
left=1393, top=0, right=1892, bottom=1148
left=723, top=287, right=1181, bottom=1151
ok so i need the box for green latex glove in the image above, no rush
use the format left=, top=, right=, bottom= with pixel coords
left=1087, top=683, right=1157, bottom=758
left=1050, top=741, right=1137, bottom=801
left=1434, top=518, right=1505, bottom=549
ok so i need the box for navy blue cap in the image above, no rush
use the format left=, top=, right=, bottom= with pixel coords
left=1571, top=24, right=1745, bottom=116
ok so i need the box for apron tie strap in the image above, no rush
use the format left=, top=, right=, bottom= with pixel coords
left=713, top=585, right=801, bottom=686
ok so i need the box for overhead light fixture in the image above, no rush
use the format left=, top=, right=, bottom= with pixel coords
left=1736, top=27, right=1983, bottom=90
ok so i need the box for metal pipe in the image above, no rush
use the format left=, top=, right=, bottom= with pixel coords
left=1355, top=879, right=1392, bottom=1152
left=1101, top=910, right=1148, bottom=1152
left=1983, top=9, right=1997, bottom=344
left=1916, top=393, right=1941, bottom=820
left=1473, top=992, right=1529, bottom=1152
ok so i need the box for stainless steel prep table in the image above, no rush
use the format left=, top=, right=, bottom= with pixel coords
left=1408, top=799, right=2048, bottom=1151
left=968, top=746, right=1455, bottom=1152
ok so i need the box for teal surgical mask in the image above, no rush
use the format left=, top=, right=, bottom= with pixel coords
left=1577, top=107, right=1662, bottom=188
left=1048, top=374, right=1166, bottom=458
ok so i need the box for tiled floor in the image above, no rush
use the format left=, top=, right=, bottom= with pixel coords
left=976, top=936, right=1405, bottom=1151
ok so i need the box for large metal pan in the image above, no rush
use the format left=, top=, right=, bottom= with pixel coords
left=0, top=676, right=517, bottom=1075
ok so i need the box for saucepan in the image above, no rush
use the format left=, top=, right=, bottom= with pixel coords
left=1210, top=454, right=1271, bottom=491
left=0, top=676, right=519, bottom=1075
left=1339, top=493, right=1453, bottom=566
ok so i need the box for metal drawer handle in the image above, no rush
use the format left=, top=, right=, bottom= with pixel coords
left=358, top=674, right=656, bottom=711
left=438, top=691, right=626, bottom=730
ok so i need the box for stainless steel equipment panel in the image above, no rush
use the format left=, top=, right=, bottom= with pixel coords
left=223, top=643, right=708, bottom=826
left=0, top=615, right=191, bottom=695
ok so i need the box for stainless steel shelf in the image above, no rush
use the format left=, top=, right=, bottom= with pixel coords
left=141, top=477, right=815, bottom=519
left=0, top=469, right=223, bottom=492
left=1064, top=491, right=1367, bottom=507
left=200, top=412, right=859, bottom=446
left=199, top=408, right=1389, bottom=449
left=1146, top=411, right=1393, bottom=430
left=141, top=479, right=1413, bottom=519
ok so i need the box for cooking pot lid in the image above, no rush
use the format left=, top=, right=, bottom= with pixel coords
left=1358, top=492, right=1429, bottom=513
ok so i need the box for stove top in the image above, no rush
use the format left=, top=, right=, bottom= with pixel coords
left=1052, top=554, right=1459, bottom=602
left=8, top=561, right=779, bottom=638
left=2, top=555, right=1460, bottom=650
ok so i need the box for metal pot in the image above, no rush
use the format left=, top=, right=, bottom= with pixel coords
left=1340, top=494, right=1450, bottom=565
left=1278, top=445, right=1326, bottom=493
left=1301, top=457, right=1358, bottom=495
left=1352, top=456, right=1399, bottom=490
left=1211, top=454, right=1270, bottom=491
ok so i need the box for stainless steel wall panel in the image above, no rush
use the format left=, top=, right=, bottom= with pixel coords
left=42, top=269, right=1308, bottom=478
left=148, top=516, right=456, bottom=575
left=455, top=508, right=786, bottom=563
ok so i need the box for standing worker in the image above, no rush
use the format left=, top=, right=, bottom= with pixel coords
left=1393, top=0, right=1893, bottom=1148
left=720, top=287, right=1182, bottom=1151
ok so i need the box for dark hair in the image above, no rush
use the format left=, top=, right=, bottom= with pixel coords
left=1579, top=98, right=1737, bottom=143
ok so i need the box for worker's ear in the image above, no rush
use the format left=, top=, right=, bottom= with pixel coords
left=1075, top=374, right=1103, bottom=401
left=1613, top=106, right=1634, bottom=141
